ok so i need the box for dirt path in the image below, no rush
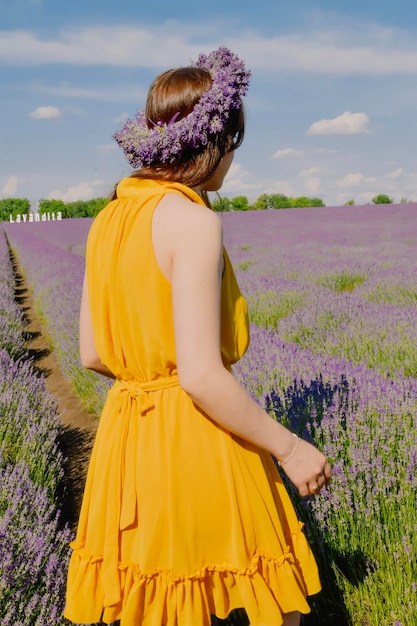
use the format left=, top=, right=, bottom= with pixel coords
left=13, top=261, right=98, bottom=531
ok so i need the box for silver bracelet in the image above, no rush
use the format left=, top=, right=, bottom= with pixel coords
left=278, top=433, right=300, bottom=467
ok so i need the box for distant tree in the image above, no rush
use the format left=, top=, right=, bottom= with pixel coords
left=253, top=193, right=292, bottom=210
left=372, top=194, right=393, bottom=204
left=65, top=198, right=109, bottom=218
left=0, top=198, right=30, bottom=221
left=89, top=197, right=110, bottom=216
left=309, top=197, right=326, bottom=207
left=268, top=193, right=292, bottom=209
left=344, top=199, right=355, bottom=206
left=252, top=194, right=269, bottom=210
left=38, top=197, right=110, bottom=218
left=212, top=196, right=233, bottom=212
left=38, top=198, right=67, bottom=217
left=400, top=197, right=413, bottom=203
left=230, top=195, right=251, bottom=211
left=290, top=196, right=313, bottom=208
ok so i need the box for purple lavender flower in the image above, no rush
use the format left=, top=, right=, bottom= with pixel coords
left=0, top=458, right=72, bottom=624
left=113, top=46, right=251, bottom=167
left=4, top=220, right=111, bottom=415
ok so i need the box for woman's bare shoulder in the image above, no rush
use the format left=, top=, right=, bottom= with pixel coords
left=155, top=193, right=223, bottom=237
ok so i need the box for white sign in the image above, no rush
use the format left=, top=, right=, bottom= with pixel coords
left=9, top=212, right=63, bottom=223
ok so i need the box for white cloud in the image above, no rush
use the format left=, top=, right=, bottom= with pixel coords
left=357, top=191, right=380, bottom=204
left=304, top=176, right=321, bottom=195
left=36, top=84, right=146, bottom=104
left=268, top=180, right=293, bottom=197
left=338, top=172, right=376, bottom=188
left=272, top=148, right=304, bottom=159
left=221, top=163, right=256, bottom=194
left=1, top=175, right=20, bottom=196
left=245, top=33, right=417, bottom=75
left=299, top=166, right=320, bottom=177
left=0, top=26, right=200, bottom=67
left=2, top=23, right=417, bottom=75
left=29, top=105, right=61, bottom=119
left=307, top=111, right=370, bottom=136
left=339, top=172, right=364, bottom=188
left=388, top=168, right=403, bottom=179
left=47, top=179, right=107, bottom=202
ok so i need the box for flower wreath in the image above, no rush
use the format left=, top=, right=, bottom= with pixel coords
left=112, top=46, right=251, bottom=168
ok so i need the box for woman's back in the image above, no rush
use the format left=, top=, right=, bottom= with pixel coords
left=86, top=177, right=249, bottom=381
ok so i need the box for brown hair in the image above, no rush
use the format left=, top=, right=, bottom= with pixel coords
left=118, top=67, right=244, bottom=194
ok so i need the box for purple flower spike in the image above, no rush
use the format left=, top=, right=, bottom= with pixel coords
left=113, top=46, right=251, bottom=167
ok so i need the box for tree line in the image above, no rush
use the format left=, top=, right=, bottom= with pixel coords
left=0, top=192, right=405, bottom=222
left=211, top=193, right=326, bottom=211
left=0, top=197, right=109, bottom=221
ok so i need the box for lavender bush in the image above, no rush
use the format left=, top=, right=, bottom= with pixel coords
left=224, top=205, right=417, bottom=625
left=5, top=221, right=110, bottom=415
left=0, top=231, right=72, bottom=625
left=4, top=204, right=417, bottom=625
left=0, top=230, right=26, bottom=358
left=0, top=457, right=72, bottom=626
left=222, top=206, right=417, bottom=379
left=234, top=328, right=417, bottom=624
left=0, top=348, right=65, bottom=497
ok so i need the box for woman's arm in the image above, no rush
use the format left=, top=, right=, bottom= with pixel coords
left=153, top=197, right=331, bottom=496
left=79, top=273, right=115, bottom=379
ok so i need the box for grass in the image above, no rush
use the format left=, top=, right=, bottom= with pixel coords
left=248, top=290, right=305, bottom=329
left=316, top=271, right=368, bottom=292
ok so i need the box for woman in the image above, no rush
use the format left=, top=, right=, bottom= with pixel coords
left=64, top=47, right=332, bottom=626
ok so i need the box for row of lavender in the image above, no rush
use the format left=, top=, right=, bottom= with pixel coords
left=226, top=205, right=417, bottom=625
left=4, top=205, right=417, bottom=625
left=4, top=220, right=110, bottom=417
left=0, top=231, right=72, bottom=625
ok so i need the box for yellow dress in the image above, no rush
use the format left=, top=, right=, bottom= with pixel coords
left=64, top=178, right=321, bottom=626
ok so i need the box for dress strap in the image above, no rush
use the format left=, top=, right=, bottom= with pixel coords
left=99, top=374, right=181, bottom=600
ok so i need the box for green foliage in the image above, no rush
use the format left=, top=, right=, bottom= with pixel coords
left=252, top=194, right=269, bottom=210
left=215, top=193, right=325, bottom=212
left=38, top=197, right=109, bottom=218
left=211, top=196, right=233, bottom=212
left=309, top=197, right=326, bottom=207
left=372, top=194, right=393, bottom=204
left=38, top=198, right=67, bottom=217
left=212, top=195, right=252, bottom=212
left=0, top=198, right=30, bottom=221
left=317, top=271, right=368, bottom=292
left=253, top=193, right=292, bottom=210
left=230, top=195, right=251, bottom=211
left=248, top=290, right=305, bottom=328
left=291, top=196, right=319, bottom=208
left=66, top=197, right=110, bottom=217
left=236, top=259, right=253, bottom=271
left=344, top=199, right=355, bottom=206
left=366, top=283, right=417, bottom=307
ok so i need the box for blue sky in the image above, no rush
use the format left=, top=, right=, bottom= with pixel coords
left=1, top=0, right=417, bottom=207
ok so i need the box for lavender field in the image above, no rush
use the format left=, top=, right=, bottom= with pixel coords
left=0, top=230, right=72, bottom=625
left=2, top=203, right=417, bottom=625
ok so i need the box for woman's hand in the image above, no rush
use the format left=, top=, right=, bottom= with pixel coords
left=279, top=437, right=332, bottom=497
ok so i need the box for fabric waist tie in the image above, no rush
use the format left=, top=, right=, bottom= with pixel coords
left=112, top=374, right=180, bottom=415
left=102, top=374, right=181, bottom=607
